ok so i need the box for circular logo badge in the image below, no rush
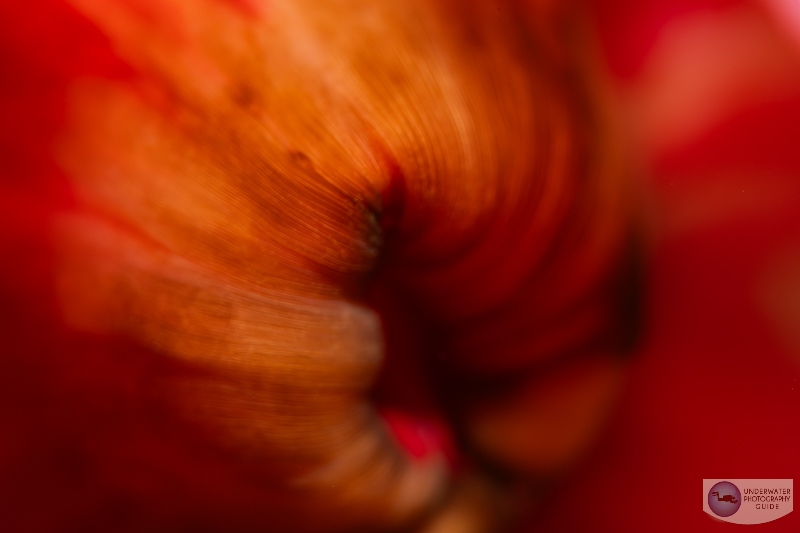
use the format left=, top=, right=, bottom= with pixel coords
left=708, top=481, right=742, bottom=517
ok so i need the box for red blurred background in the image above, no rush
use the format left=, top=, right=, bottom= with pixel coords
left=1, top=0, right=799, bottom=531
left=530, top=0, right=800, bottom=530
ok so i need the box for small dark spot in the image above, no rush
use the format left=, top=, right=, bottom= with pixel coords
left=231, top=83, right=257, bottom=110
left=289, top=150, right=315, bottom=173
